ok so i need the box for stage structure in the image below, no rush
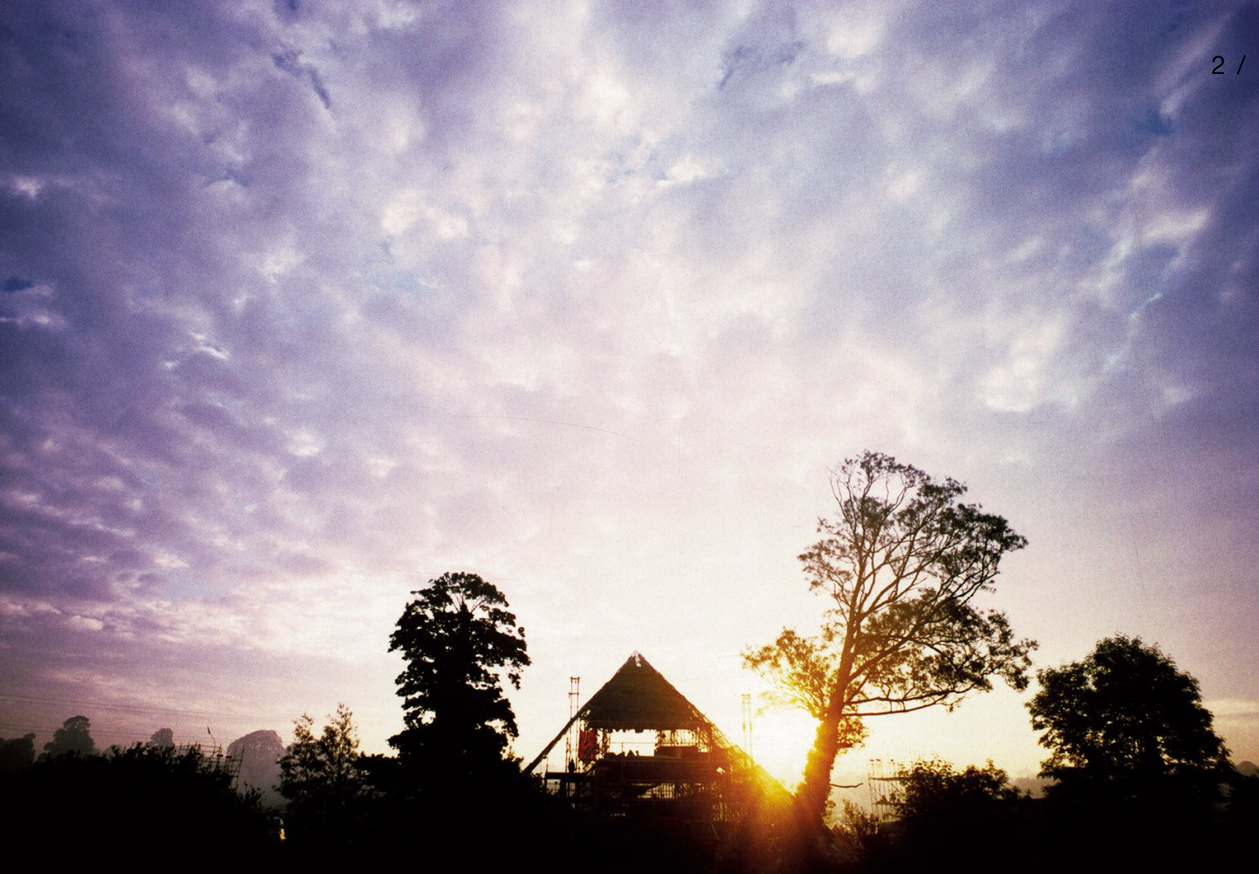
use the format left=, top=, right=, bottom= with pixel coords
left=526, top=652, right=790, bottom=830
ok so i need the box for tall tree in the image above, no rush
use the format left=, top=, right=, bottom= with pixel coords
left=1027, top=634, right=1230, bottom=802
left=389, top=572, right=529, bottom=781
left=42, top=715, right=97, bottom=758
left=744, top=451, right=1034, bottom=823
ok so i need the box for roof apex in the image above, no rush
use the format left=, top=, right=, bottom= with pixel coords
left=579, top=652, right=709, bottom=732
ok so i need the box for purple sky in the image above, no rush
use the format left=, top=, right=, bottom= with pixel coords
left=2, top=0, right=1256, bottom=786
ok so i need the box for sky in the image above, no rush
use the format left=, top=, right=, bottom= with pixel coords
left=1, top=0, right=1257, bottom=792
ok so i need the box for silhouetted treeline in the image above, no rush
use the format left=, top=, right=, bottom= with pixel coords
left=276, top=743, right=600, bottom=871
left=828, top=759, right=1259, bottom=874
left=0, top=734, right=35, bottom=773
left=826, top=636, right=1258, bottom=873
left=12, top=733, right=1251, bottom=873
left=0, top=742, right=277, bottom=869
left=8, top=615, right=1253, bottom=873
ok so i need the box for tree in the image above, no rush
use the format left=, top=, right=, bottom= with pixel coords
left=0, top=734, right=36, bottom=773
left=148, top=727, right=175, bottom=748
left=893, top=758, right=1023, bottom=830
left=389, top=572, right=529, bottom=780
left=744, top=452, right=1034, bottom=823
left=42, top=715, right=97, bottom=758
left=228, top=729, right=286, bottom=806
left=279, top=704, right=369, bottom=838
left=1027, top=634, right=1230, bottom=804
left=889, top=759, right=1027, bottom=872
left=893, top=758, right=1022, bottom=823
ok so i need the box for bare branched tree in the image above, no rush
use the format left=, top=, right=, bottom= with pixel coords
left=744, top=451, right=1035, bottom=823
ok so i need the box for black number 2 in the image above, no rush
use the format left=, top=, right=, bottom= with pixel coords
left=1213, top=55, right=1224, bottom=73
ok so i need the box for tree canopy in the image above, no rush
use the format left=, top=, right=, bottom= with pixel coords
left=0, top=734, right=35, bottom=773
left=885, top=759, right=1027, bottom=872
left=42, top=715, right=97, bottom=759
left=744, top=451, right=1034, bottom=823
left=389, top=572, right=530, bottom=780
left=280, top=704, right=370, bottom=840
left=1028, top=634, right=1229, bottom=803
left=148, top=727, right=175, bottom=748
left=893, top=758, right=1023, bottom=822
left=228, top=729, right=286, bottom=806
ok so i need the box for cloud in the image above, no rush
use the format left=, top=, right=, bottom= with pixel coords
left=0, top=0, right=1256, bottom=766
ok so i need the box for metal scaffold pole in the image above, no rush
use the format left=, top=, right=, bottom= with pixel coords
left=564, top=676, right=580, bottom=774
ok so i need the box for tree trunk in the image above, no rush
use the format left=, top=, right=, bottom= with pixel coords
left=797, top=705, right=845, bottom=822
left=796, top=670, right=853, bottom=824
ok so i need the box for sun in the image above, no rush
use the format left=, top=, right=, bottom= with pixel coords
left=743, top=706, right=817, bottom=790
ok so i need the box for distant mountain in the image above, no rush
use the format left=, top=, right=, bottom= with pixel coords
left=1236, top=760, right=1258, bottom=778
left=227, top=729, right=285, bottom=808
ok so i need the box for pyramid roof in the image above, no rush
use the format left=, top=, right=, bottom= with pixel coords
left=580, top=652, right=710, bottom=732
left=526, top=652, right=717, bottom=772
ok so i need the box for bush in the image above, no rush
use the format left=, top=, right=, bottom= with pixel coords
left=2, top=742, right=275, bottom=867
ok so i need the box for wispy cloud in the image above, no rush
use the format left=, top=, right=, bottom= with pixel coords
left=1, top=0, right=1255, bottom=769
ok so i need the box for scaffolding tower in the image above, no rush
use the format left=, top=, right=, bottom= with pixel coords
left=866, top=757, right=905, bottom=822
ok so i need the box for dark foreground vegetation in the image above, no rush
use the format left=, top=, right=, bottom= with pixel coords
left=2, top=733, right=1254, bottom=873
left=1, top=741, right=278, bottom=868
left=4, top=457, right=1255, bottom=871
left=836, top=758, right=1259, bottom=874
left=5, top=635, right=1253, bottom=874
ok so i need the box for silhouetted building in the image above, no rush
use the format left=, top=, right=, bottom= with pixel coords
left=527, top=653, right=791, bottom=831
